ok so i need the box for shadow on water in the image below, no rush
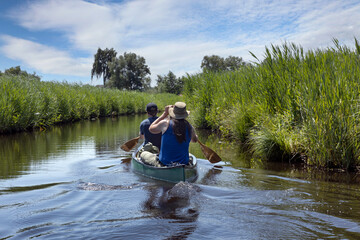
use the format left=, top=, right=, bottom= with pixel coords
left=78, top=173, right=205, bottom=239
left=142, top=182, right=201, bottom=240
left=132, top=165, right=224, bottom=239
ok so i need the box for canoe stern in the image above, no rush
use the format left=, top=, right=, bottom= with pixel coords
left=131, top=153, right=198, bottom=183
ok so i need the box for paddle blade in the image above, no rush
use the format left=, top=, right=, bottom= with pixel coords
left=121, top=136, right=140, bottom=151
left=198, top=140, right=222, bottom=163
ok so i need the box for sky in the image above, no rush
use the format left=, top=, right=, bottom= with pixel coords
left=0, top=0, right=360, bottom=86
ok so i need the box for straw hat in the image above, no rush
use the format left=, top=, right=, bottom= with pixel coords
left=169, top=102, right=189, bottom=119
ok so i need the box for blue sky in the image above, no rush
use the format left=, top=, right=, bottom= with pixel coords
left=1, top=0, right=360, bottom=86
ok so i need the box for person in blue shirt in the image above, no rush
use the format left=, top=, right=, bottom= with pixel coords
left=139, top=103, right=162, bottom=151
left=140, top=102, right=198, bottom=167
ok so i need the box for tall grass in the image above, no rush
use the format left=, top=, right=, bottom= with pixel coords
left=0, top=75, right=181, bottom=134
left=183, top=39, right=360, bottom=170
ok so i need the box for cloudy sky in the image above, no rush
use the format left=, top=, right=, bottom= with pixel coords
left=0, top=0, right=359, bottom=86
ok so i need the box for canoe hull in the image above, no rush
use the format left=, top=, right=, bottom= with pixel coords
left=131, top=152, right=198, bottom=183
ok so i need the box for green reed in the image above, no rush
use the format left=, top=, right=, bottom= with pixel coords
left=0, top=75, right=181, bottom=134
left=183, top=39, right=360, bottom=169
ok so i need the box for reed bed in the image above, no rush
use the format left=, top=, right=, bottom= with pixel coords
left=0, top=75, right=181, bottom=134
left=183, top=39, right=360, bottom=170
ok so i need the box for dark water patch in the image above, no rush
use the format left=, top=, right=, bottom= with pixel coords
left=0, top=182, right=72, bottom=194
left=97, top=164, right=116, bottom=169
left=17, top=222, right=53, bottom=234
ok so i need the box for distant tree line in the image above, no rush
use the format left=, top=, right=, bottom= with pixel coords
left=1, top=53, right=247, bottom=95
left=91, top=47, right=248, bottom=94
left=0, top=66, right=40, bottom=80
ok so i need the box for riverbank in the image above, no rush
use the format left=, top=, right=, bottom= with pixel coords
left=183, top=39, right=360, bottom=171
left=2, top=40, right=360, bottom=171
left=0, top=75, right=182, bottom=134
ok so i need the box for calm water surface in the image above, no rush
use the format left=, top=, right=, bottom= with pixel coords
left=1, top=116, right=360, bottom=239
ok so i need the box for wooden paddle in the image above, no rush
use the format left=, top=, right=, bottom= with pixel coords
left=120, top=136, right=140, bottom=151
left=198, top=140, right=222, bottom=163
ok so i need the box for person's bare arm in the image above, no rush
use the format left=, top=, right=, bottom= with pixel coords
left=190, top=126, right=198, bottom=142
left=149, top=105, right=172, bottom=134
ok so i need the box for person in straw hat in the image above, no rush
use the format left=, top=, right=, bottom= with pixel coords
left=139, top=102, right=198, bottom=167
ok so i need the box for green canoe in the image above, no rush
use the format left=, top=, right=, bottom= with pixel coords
left=131, top=149, right=198, bottom=183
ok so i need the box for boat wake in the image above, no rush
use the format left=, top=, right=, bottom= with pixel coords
left=78, top=182, right=140, bottom=191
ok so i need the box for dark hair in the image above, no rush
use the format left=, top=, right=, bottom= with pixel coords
left=172, top=119, right=191, bottom=143
left=146, top=103, right=158, bottom=116
left=147, top=110, right=157, bottom=117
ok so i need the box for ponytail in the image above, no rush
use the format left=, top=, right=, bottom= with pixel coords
left=172, top=119, right=191, bottom=143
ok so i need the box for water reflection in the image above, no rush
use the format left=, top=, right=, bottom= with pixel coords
left=0, top=116, right=144, bottom=180
left=119, top=157, right=132, bottom=173
left=142, top=183, right=200, bottom=239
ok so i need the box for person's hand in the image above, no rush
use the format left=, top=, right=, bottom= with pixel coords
left=164, top=105, right=173, bottom=116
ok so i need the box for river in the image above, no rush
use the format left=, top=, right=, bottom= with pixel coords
left=0, top=116, right=360, bottom=239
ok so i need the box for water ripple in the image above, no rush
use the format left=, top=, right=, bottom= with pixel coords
left=78, top=182, right=140, bottom=191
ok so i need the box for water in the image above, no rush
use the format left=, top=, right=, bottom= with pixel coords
left=1, top=116, right=360, bottom=239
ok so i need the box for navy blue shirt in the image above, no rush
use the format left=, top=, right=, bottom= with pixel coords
left=140, top=116, right=162, bottom=150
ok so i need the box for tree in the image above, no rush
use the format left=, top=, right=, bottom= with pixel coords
left=156, top=71, right=183, bottom=94
left=201, top=55, right=247, bottom=72
left=3, top=66, right=40, bottom=80
left=91, top=48, right=117, bottom=85
left=201, top=55, right=226, bottom=72
left=107, top=52, right=151, bottom=91
left=4, top=66, right=22, bottom=75
left=224, top=56, right=246, bottom=71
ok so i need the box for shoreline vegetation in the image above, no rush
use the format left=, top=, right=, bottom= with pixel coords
left=2, top=39, right=360, bottom=171
left=183, top=39, right=360, bottom=171
left=0, top=75, right=181, bottom=133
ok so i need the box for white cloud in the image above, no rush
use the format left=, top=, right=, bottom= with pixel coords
left=0, top=35, right=91, bottom=76
left=11, top=0, right=196, bottom=51
left=11, top=0, right=119, bottom=51
left=288, top=2, right=360, bottom=48
left=135, top=39, right=265, bottom=78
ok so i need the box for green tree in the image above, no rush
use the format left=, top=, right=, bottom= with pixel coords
left=91, top=48, right=117, bottom=85
left=224, top=56, right=246, bottom=71
left=4, top=66, right=22, bottom=75
left=156, top=71, right=183, bottom=94
left=3, top=66, right=40, bottom=80
left=201, top=55, right=247, bottom=72
left=201, top=55, right=226, bottom=72
left=108, top=52, right=151, bottom=91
